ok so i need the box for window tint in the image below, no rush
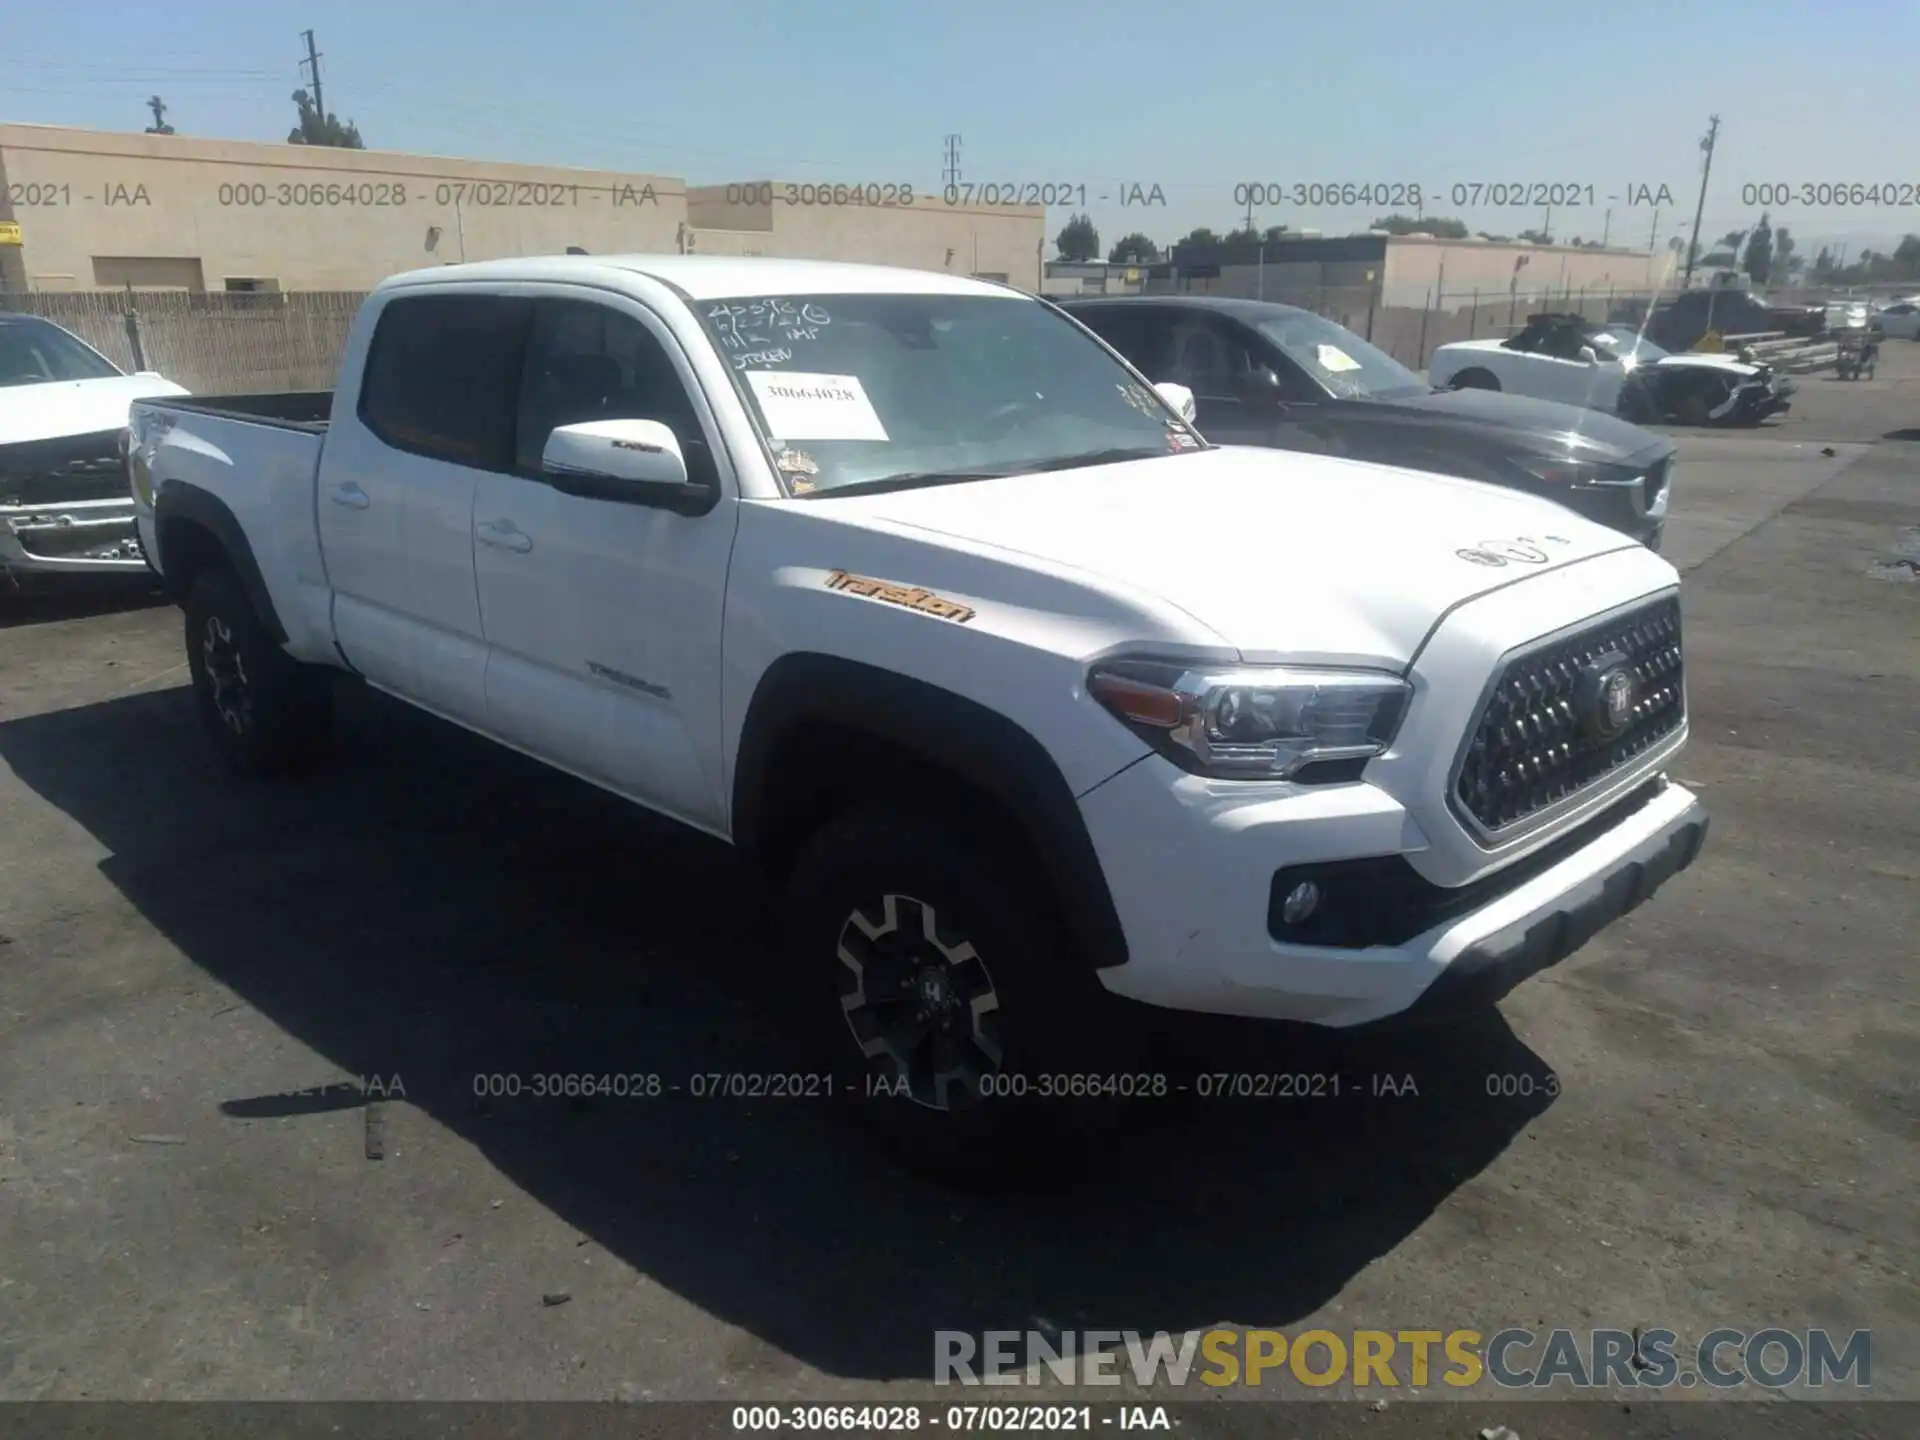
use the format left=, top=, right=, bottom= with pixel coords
left=359, top=294, right=531, bottom=469
left=515, top=300, right=713, bottom=482
left=1075, top=307, right=1172, bottom=378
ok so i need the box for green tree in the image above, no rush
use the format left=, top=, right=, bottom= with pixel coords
left=1174, top=227, right=1220, bottom=250
left=1742, top=213, right=1773, bottom=284
left=1811, top=245, right=1836, bottom=281
left=1223, top=223, right=1262, bottom=246
left=1108, top=232, right=1159, bottom=264
left=1054, top=212, right=1099, bottom=262
left=289, top=88, right=365, bottom=148
left=1895, top=234, right=1920, bottom=275
left=1773, top=226, right=1798, bottom=278
left=1370, top=213, right=1468, bottom=238
left=1262, top=224, right=1290, bottom=243
left=143, top=95, right=175, bottom=135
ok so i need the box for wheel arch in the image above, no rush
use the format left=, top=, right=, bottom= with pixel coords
left=152, top=483, right=287, bottom=644
left=732, top=653, right=1131, bottom=974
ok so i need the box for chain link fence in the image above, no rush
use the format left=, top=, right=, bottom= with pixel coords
left=0, top=289, right=365, bottom=394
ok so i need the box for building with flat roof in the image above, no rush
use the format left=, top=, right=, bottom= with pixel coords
left=0, top=125, right=1046, bottom=293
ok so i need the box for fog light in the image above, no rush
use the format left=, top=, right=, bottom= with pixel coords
left=1281, top=880, right=1321, bottom=925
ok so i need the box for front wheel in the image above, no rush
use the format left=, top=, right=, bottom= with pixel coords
left=783, top=808, right=1117, bottom=1183
left=183, top=566, right=334, bottom=777
left=1449, top=368, right=1501, bottom=391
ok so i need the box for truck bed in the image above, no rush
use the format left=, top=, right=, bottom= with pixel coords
left=147, top=391, right=333, bottom=431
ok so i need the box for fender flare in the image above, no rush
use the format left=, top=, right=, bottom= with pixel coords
left=151, top=482, right=288, bottom=644
left=732, top=653, right=1131, bottom=973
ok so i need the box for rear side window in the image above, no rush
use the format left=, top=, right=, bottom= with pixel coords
left=358, top=294, right=532, bottom=470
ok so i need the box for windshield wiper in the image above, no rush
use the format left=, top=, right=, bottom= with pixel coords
left=800, top=469, right=1015, bottom=498
left=801, top=445, right=1185, bottom=499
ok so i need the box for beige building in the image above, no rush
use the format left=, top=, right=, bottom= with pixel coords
left=685, top=182, right=1042, bottom=288
left=0, top=125, right=1046, bottom=294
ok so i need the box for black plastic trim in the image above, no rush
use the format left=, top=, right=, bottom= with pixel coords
left=1397, top=799, right=1709, bottom=1019
left=732, top=653, right=1131, bottom=973
left=151, top=483, right=288, bottom=644
left=1269, top=777, right=1666, bottom=949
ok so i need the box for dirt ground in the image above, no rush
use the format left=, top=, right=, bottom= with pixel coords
left=0, top=347, right=1915, bottom=1433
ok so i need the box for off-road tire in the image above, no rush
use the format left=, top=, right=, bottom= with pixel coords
left=183, top=565, right=334, bottom=777
left=783, top=807, right=1122, bottom=1185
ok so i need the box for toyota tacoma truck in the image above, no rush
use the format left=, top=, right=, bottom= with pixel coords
left=1, top=311, right=186, bottom=587
left=128, top=255, right=1709, bottom=1165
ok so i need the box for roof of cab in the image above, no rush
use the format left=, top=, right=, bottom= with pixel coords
left=377, top=254, right=1023, bottom=302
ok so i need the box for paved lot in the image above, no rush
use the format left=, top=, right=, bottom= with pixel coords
left=1, top=351, right=1916, bottom=1422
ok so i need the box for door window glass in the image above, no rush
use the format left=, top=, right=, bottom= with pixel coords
left=515, top=300, right=714, bottom=483
left=358, top=294, right=532, bottom=470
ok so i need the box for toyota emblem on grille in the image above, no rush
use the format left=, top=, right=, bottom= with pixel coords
left=1601, top=669, right=1635, bottom=731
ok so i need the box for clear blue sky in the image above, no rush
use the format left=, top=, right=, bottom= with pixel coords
left=6, top=0, right=1916, bottom=261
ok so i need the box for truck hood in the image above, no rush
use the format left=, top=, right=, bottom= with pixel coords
left=1381, top=384, right=1666, bottom=462
left=0, top=374, right=189, bottom=446
left=819, top=446, right=1643, bottom=667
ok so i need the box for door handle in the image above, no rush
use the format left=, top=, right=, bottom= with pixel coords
left=330, top=483, right=370, bottom=510
left=477, top=520, right=533, bottom=553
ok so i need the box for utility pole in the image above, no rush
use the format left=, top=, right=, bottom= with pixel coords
left=1648, top=208, right=1659, bottom=254
left=941, top=134, right=962, bottom=194
left=1601, top=207, right=1612, bottom=247
left=1683, top=114, right=1719, bottom=289
left=301, top=29, right=325, bottom=124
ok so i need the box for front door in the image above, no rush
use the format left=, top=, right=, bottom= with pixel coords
left=472, top=292, right=740, bottom=833
left=318, top=291, right=533, bottom=724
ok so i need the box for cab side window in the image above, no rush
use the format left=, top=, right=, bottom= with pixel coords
left=514, top=299, right=717, bottom=485
left=358, top=294, right=533, bottom=471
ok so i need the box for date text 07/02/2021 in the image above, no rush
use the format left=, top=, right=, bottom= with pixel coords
left=1231, top=181, right=1680, bottom=210
left=719, top=182, right=1170, bottom=208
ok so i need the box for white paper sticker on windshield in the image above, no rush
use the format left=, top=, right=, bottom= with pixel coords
left=1316, top=343, right=1361, bottom=373
left=745, top=371, right=889, bottom=441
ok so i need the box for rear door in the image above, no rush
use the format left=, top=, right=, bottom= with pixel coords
left=317, top=290, right=532, bottom=724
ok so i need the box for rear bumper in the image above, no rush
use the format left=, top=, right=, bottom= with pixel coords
left=1, top=497, right=147, bottom=578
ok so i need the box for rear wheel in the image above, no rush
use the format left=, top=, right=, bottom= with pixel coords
left=783, top=808, right=1118, bottom=1185
left=184, top=566, right=334, bottom=777
left=1450, top=368, right=1501, bottom=391
left=1672, top=385, right=1716, bottom=426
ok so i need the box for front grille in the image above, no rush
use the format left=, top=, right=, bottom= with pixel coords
left=0, top=429, right=128, bottom=506
left=1455, top=596, right=1685, bottom=836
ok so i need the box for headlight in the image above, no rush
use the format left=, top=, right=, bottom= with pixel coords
left=1087, top=659, right=1411, bottom=780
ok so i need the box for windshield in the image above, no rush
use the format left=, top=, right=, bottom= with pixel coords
left=697, top=292, right=1203, bottom=494
left=0, top=320, right=124, bottom=387
left=1252, top=312, right=1428, bottom=400
left=1591, top=329, right=1670, bottom=363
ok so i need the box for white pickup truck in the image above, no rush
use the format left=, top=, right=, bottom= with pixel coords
left=129, top=255, right=1708, bottom=1166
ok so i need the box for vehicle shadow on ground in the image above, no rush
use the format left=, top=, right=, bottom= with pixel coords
left=0, top=681, right=1556, bottom=1381
left=0, top=577, right=167, bottom=631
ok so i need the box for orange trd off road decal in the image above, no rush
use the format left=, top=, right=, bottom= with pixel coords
left=823, top=570, right=976, bottom=623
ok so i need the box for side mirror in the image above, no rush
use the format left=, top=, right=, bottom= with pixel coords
left=1153, top=381, right=1197, bottom=423
left=542, top=418, right=689, bottom=488
left=1577, top=346, right=1601, bottom=365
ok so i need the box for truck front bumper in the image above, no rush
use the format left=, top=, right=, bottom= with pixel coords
left=1078, top=759, right=1707, bottom=1027
left=1, top=497, right=148, bottom=580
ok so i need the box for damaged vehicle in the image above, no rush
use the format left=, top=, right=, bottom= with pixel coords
left=0, top=312, right=187, bottom=588
left=1430, top=312, right=1792, bottom=427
